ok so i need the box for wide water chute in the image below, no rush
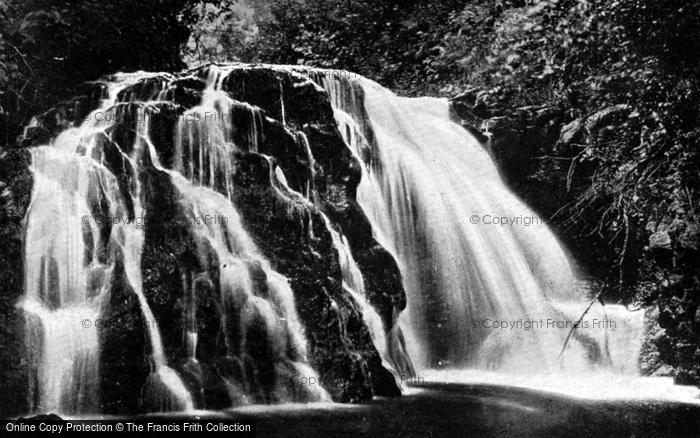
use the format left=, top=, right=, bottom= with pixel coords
left=317, top=72, right=645, bottom=376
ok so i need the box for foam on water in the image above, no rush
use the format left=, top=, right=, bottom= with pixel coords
left=421, top=369, right=700, bottom=404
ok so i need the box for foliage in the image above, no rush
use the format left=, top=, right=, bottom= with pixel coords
left=0, top=0, right=207, bottom=147
left=253, top=0, right=464, bottom=93
left=443, top=0, right=700, bottom=299
left=183, top=0, right=270, bottom=66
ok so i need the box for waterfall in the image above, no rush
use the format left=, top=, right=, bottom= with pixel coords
left=174, top=68, right=264, bottom=196
left=167, top=66, right=329, bottom=403
left=19, top=64, right=335, bottom=415
left=21, top=148, right=108, bottom=413
left=295, top=132, right=316, bottom=202
left=20, top=61, right=686, bottom=416
left=22, top=73, right=195, bottom=413
left=317, top=72, right=646, bottom=377
left=166, top=171, right=329, bottom=403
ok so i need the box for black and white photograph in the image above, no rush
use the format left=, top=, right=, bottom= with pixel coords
left=0, top=1, right=698, bottom=436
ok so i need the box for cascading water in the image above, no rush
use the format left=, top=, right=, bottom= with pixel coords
left=322, top=215, right=393, bottom=375
left=21, top=147, right=110, bottom=413
left=166, top=172, right=329, bottom=404
left=19, top=64, right=333, bottom=415
left=161, top=65, right=329, bottom=403
left=20, top=70, right=318, bottom=414
left=21, top=73, right=195, bottom=413
left=16, top=61, right=697, bottom=418
left=173, top=66, right=264, bottom=197
left=317, top=72, right=649, bottom=382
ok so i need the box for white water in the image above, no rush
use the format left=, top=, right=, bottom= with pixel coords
left=173, top=67, right=263, bottom=197
left=21, top=148, right=108, bottom=413
left=142, top=65, right=329, bottom=404
left=18, top=62, right=697, bottom=414
left=22, top=73, right=196, bottom=414
left=421, top=369, right=700, bottom=403
left=168, top=171, right=329, bottom=403
left=313, top=71, right=697, bottom=400
left=23, top=144, right=192, bottom=413
left=321, top=215, right=393, bottom=374
left=21, top=65, right=330, bottom=413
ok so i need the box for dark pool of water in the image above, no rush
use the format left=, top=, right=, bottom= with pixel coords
left=134, top=382, right=700, bottom=438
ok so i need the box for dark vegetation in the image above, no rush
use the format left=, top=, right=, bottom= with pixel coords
left=1, top=0, right=698, bottom=384
left=0, top=0, right=206, bottom=145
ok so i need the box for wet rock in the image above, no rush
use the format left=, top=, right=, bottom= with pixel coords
left=118, top=74, right=175, bottom=102
left=219, top=68, right=287, bottom=123
left=230, top=152, right=391, bottom=401
left=450, top=92, right=491, bottom=142
left=0, top=149, right=33, bottom=417
left=18, top=83, right=105, bottom=146
left=140, top=103, right=185, bottom=168
left=140, top=167, right=202, bottom=367
left=98, top=257, right=150, bottom=415
left=21, top=126, right=52, bottom=147
left=651, top=364, right=676, bottom=377
left=6, top=64, right=406, bottom=413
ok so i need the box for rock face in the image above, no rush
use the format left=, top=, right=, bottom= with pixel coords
left=0, top=149, right=33, bottom=417
left=645, top=218, right=700, bottom=385
left=0, top=64, right=407, bottom=417
left=451, top=92, right=572, bottom=222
